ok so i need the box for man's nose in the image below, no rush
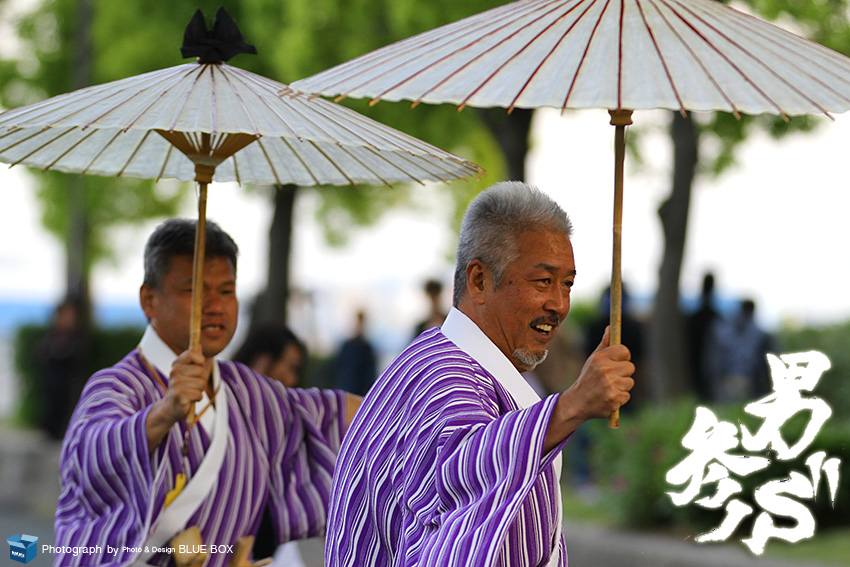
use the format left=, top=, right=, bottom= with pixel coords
left=545, top=287, right=569, bottom=316
left=203, top=291, right=224, bottom=312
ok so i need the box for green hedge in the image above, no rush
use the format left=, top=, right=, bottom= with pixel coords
left=779, top=321, right=850, bottom=421
left=587, top=398, right=850, bottom=536
left=12, top=323, right=145, bottom=427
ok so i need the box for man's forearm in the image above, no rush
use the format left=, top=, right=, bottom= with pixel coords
left=145, top=399, right=182, bottom=452
left=542, top=392, right=582, bottom=455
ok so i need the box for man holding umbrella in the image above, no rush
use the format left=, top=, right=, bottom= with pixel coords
left=55, top=218, right=360, bottom=567
left=324, top=181, right=634, bottom=567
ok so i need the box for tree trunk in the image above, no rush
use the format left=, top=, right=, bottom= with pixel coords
left=67, top=0, right=92, bottom=322
left=649, top=112, right=698, bottom=401
left=479, top=108, right=535, bottom=181
left=250, top=184, right=298, bottom=329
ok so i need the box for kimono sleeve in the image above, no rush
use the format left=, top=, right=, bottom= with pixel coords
left=268, top=387, right=347, bottom=542
left=413, top=376, right=564, bottom=567
left=55, top=366, right=164, bottom=566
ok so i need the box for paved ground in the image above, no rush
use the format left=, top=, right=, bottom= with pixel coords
left=0, top=426, right=841, bottom=567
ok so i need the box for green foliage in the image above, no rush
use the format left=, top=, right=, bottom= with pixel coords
left=13, top=322, right=144, bottom=427
left=589, top=399, right=710, bottom=530
left=779, top=321, right=850, bottom=421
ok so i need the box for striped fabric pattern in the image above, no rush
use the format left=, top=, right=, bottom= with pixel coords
left=325, top=328, right=567, bottom=567
left=55, top=350, right=346, bottom=567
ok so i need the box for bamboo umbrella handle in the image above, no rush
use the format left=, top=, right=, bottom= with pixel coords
left=187, top=177, right=210, bottom=426
left=608, top=110, right=633, bottom=430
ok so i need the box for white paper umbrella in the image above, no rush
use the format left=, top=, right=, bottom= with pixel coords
left=293, top=0, right=850, bottom=427
left=0, top=62, right=482, bottom=187
left=291, top=0, right=850, bottom=116
left=0, top=9, right=482, bottom=425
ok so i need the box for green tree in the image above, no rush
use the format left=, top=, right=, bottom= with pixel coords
left=648, top=0, right=850, bottom=401
left=0, top=0, right=186, bottom=319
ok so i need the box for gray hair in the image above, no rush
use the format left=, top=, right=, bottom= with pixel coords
left=143, top=218, right=238, bottom=290
left=453, top=181, right=572, bottom=306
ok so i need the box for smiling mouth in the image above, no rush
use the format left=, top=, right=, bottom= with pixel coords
left=202, top=324, right=226, bottom=333
left=531, top=317, right=559, bottom=337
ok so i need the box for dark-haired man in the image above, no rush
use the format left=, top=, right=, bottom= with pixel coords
left=55, top=219, right=358, bottom=567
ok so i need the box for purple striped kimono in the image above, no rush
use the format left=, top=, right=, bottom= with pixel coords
left=55, top=349, right=346, bottom=567
left=325, top=326, right=568, bottom=567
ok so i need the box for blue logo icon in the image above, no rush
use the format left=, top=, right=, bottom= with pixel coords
left=7, top=535, right=38, bottom=564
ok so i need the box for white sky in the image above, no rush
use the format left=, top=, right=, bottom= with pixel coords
left=2, top=107, right=850, bottom=358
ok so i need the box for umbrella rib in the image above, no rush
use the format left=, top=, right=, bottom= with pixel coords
left=263, top=137, right=310, bottom=186
left=115, top=66, right=201, bottom=132
left=360, top=144, right=428, bottom=186
left=288, top=95, right=384, bottom=151
left=306, top=140, right=359, bottom=186
left=168, top=65, right=208, bottom=134
left=80, top=129, right=126, bottom=176
left=464, top=0, right=589, bottom=112
left=304, top=1, right=544, bottom=101
left=692, top=0, right=850, bottom=109
left=0, top=127, right=57, bottom=158
left=230, top=68, right=305, bottom=141
left=42, top=128, right=102, bottom=171
left=6, top=127, right=77, bottom=167
left=76, top=66, right=195, bottom=131
left=210, top=65, right=219, bottom=135
left=115, top=130, right=155, bottom=177
left=157, top=143, right=175, bottom=181
left=231, top=152, right=242, bottom=185
left=562, top=0, right=613, bottom=112
left=216, top=66, right=262, bottom=136
left=667, top=0, right=813, bottom=118
left=0, top=70, right=178, bottom=129
left=504, top=3, right=591, bottom=111
left=361, top=134, right=473, bottom=184
left=412, top=1, right=569, bottom=109
left=617, top=0, right=625, bottom=110
left=316, top=100, right=472, bottom=166
left=377, top=1, right=552, bottom=106
left=634, top=0, right=695, bottom=113
left=652, top=0, right=743, bottom=116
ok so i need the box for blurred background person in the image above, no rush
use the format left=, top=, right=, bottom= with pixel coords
left=412, top=278, right=448, bottom=339
left=334, top=310, right=377, bottom=397
left=37, top=299, right=88, bottom=440
left=705, top=298, right=775, bottom=402
left=232, top=323, right=307, bottom=388
left=687, top=272, right=719, bottom=402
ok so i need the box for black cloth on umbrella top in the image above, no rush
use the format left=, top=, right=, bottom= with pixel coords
left=181, top=7, right=257, bottom=64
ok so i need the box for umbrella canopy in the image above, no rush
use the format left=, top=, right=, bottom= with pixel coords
left=0, top=62, right=482, bottom=187
left=291, top=0, right=850, bottom=117
left=292, top=0, right=850, bottom=428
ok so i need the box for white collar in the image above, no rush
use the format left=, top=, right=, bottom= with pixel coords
left=138, top=325, right=220, bottom=435
left=441, top=307, right=542, bottom=410
left=442, top=308, right=562, bottom=564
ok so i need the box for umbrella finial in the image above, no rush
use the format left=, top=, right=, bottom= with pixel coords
left=181, top=7, right=257, bottom=64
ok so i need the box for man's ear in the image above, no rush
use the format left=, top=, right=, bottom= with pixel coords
left=139, top=284, right=157, bottom=320
left=465, top=260, right=489, bottom=305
